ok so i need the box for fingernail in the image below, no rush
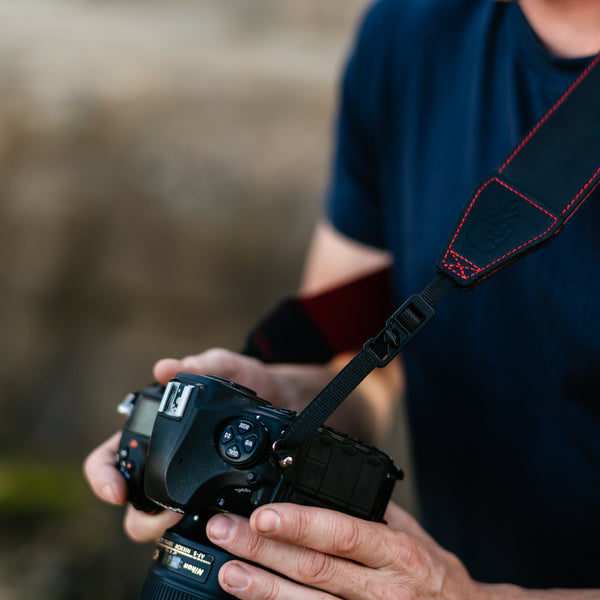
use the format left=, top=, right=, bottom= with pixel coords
left=208, top=514, right=235, bottom=542
left=254, top=508, right=281, bottom=534
left=222, top=563, right=250, bottom=590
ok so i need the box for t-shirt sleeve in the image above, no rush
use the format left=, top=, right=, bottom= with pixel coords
left=325, top=0, right=393, bottom=249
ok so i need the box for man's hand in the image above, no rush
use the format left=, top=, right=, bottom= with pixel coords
left=83, top=345, right=398, bottom=544
left=83, top=348, right=338, bottom=542
left=83, top=431, right=182, bottom=541
left=206, top=502, right=485, bottom=600
left=83, top=348, right=288, bottom=542
left=153, top=348, right=288, bottom=404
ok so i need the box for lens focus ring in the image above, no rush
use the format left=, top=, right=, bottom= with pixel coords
left=140, top=576, right=201, bottom=600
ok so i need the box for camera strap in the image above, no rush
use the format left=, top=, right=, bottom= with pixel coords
left=260, top=52, right=600, bottom=452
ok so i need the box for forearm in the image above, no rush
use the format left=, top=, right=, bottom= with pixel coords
left=283, top=220, right=401, bottom=443
left=266, top=354, right=402, bottom=444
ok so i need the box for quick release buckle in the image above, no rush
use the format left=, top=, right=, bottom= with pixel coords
left=364, top=294, right=435, bottom=367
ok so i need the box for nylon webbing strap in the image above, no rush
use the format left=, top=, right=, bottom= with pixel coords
left=274, top=53, right=600, bottom=452
left=277, top=274, right=452, bottom=451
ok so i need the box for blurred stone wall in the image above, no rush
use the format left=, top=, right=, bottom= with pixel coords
left=0, top=0, right=370, bottom=457
left=0, top=1, right=416, bottom=598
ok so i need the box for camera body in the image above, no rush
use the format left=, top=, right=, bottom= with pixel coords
left=118, top=372, right=401, bottom=522
left=116, top=381, right=164, bottom=513
left=117, top=372, right=401, bottom=599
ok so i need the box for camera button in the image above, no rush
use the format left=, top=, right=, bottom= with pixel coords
left=237, top=420, right=253, bottom=434
left=243, top=435, right=258, bottom=453
left=221, top=427, right=235, bottom=444
left=218, top=418, right=268, bottom=468
left=225, top=445, right=242, bottom=460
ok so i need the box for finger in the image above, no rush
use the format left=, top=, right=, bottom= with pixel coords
left=207, top=513, right=371, bottom=598
left=83, top=431, right=127, bottom=505
left=178, top=348, right=248, bottom=381
left=250, top=504, right=417, bottom=570
left=153, top=349, right=240, bottom=384
left=153, top=358, right=184, bottom=384
left=123, top=504, right=182, bottom=543
left=154, top=349, right=276, bottom=399
left=218, top=560, right=340, bottom=600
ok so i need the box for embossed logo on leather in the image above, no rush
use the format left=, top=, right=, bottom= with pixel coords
left=466, top=199, right=520, bottom=253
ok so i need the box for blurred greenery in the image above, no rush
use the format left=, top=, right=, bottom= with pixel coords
left=0, top=458, right=152, bottom=599
left=0, top=461, right=87, bottom=518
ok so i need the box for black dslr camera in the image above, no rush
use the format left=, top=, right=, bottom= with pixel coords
left=117, top=372, right=402, bottom=600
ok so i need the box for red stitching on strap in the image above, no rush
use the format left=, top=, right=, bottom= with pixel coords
left=445, top=250, right=482, bottom=279
left=440, top=182, right=486, bottom=272
left=442, top=53, right=599, bottom=283
left=442, top=178, right=558, bottom=280
left=561, top=164, right=600, bottom=216
left=499, top=53, right=600, bottom=173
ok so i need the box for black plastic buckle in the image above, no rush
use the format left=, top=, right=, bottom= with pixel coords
left=364, top=294, right=435, bottom=367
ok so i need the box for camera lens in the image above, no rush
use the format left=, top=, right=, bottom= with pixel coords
left=138, top=516, right=236, bottom=600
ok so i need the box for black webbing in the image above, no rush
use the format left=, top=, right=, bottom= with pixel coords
left=277, top=274, right=453, bottom=450
left=275, top=351, right=379, bottom=452
left=420, top=273, right=455, bottom=307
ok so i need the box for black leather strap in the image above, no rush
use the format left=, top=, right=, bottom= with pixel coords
left=269, top=53, right=600, bottom=451
left=437, top=53, right=600, bottom=289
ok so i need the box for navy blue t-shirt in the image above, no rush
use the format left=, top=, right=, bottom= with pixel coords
left=327, top=0, right=600, bottom=589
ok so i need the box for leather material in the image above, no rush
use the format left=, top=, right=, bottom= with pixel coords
left=438, top=53, right=600, bottom=289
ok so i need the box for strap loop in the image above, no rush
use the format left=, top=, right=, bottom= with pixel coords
left=277, top=276, right=450, bottom=450
left=365, top=291, right=437, bottom=368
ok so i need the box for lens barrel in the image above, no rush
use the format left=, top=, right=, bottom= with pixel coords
left=138, top=517, right=236, bottom=600
left=140, top=575, right=206, bottom=600
left=139, top=570, right=233, bottom=600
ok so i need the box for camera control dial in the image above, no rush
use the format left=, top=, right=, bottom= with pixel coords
left=218, top=417, right=269, bottom=468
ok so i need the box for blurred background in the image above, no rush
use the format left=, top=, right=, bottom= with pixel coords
left=0, top=1, right=415, bottom=598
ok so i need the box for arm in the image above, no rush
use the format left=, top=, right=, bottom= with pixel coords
left=296, top=219, right=404, bottom=442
